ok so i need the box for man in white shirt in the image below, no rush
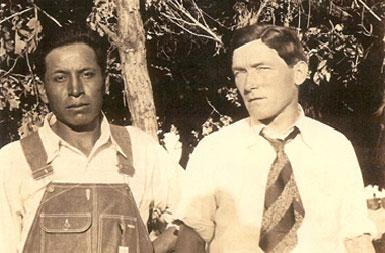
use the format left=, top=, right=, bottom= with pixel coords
left=175, top=24, right=376, bottom=253
left=0, top=24, right=182, bottom=253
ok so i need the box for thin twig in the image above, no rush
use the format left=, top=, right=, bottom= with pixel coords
left=200, top=8, right=227, bottom=29
left=307, top=0, right=311, bottom=28
left=165, top=0, right=222, bottom=44
left=34, top=4, right=62, bottom=27
left=255, top=0, right=269, bottom=23
left=297, top=4, right=301, bottom=30
left=160, top=11, right=218, bottom=41
left=161, top=11, right=196, bottom=26
left=206, top=97, right=222, bottom=116
left=0, top=57, right=20, bottom=79
left=0, top=72, right=25, bottom=78
left=192, top=2, right=209, bottom=28
left=25, top=52, right=33, bottom=73
left=356, top=0, right=382, bottom=21
left=0, top=7, right=33, bottom=24
left=162, top=13, right=222, bottom=42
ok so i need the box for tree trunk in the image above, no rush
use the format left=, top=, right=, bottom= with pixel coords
left=114, top=0, right=158, bottom=138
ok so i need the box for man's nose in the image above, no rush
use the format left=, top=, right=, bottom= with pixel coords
left=244, top=71, right=261, bottom=92
left=68, top=75, right=84, bottom=97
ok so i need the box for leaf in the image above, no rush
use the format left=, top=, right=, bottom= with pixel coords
left=27, top=37, right=37, bottom=53
left=26, top=18, right=43, bottom=53
left=9, top=97, right=20, bottom=110
left=14, top=32, right=26, bottom=55
left=0, top=100, right=5, bottom=110
left=0, top=38, right=6, bottom=58
left=322, top=68, right=331, bottom=82
left=317, top=60, right=327, bottom=70
left=26, top=18, right=43, bottom=34
left=18, top=29, right=30, bottom=37
left=313, top=71, right=321, bottom=85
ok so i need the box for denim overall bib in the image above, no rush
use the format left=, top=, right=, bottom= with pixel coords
left=20, top=125, right=154, bottom=253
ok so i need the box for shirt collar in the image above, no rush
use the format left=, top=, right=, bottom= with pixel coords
left=38, top=112, right=128, bottom=163
left=38, top=113, right=61, bottom=164
left=294, top=106, right=313, bottom=147
left=249, top=105, right=312, bottom=147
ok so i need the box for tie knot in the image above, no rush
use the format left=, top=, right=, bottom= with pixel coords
left=260, top=127, right=300, bottom=153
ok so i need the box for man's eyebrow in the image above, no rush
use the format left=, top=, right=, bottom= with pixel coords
left=78, top=67, right=97, bottom=73
left=232, top=62, right=263, bottom=71
left=232, top=65, right=245, bottom=71
left=50, top=69, right=68, bottom=74
left=250, top=62, right=264, bottom=68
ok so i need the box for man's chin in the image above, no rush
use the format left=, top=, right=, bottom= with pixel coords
left=69, top=122, right=99, bottom=132
left=54, top=116, right=101, bottom=133
left=248, top=113, right=279, bottom=127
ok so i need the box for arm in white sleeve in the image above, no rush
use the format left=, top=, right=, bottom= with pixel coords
left=340, top=140, right=377, bottom=239
left=151, top=141, right=185, bottom=224
left=0, top=144, right=22, bottom=253
left=176, top=137, right=217, bottom=242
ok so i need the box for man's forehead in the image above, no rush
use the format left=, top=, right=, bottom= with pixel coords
left=45, top=43, right=98, bottom=70
left=234, top=39, right=265, bottom=53
left=46, top=43, right=96, bottom=60
left=232, top=39, right=281, bottom=65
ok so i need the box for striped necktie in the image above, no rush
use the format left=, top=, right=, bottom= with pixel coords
left=258, top=127, right=305, bottom=253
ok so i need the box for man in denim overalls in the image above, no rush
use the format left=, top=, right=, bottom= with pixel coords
left=0, top=24, right=183, bottom=253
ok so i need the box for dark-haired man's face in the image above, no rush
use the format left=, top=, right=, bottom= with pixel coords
left=43, top=42, right=104, bottom=131
left=232, top=39, right=306, bottom=125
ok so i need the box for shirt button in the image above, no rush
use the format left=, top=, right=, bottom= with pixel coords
left=64, top=218, right=71, bottom=230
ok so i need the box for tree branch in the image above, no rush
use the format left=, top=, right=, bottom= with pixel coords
left=161, top=0, right=223, bottom=46
left=34, top=4, right=62, bottom=27
left=206, top=97, right=222, bottom=116
left=0, top=7, right=33, bottom=24
left=255, top=0, right=269, bottom=24
left=356, top=0, right=382, bottom=21
left=161, top=13, right=221, bottom=42
left=0, top=57, right=20, bottom=78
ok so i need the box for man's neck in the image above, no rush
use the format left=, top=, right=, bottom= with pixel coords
left=257, top=104, right=300, bottom=139
left=51, top=119, right=102, bottom=157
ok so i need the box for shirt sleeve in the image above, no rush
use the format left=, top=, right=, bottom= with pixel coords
left=176, top=137, right=217, bottom=242
left=150, top=140, right=185, bottom=224
left=0, top=143, right=22, bottom=253
left=127, top=126, right=185, bottom=225
left=339, top=139, right=377, bottom=239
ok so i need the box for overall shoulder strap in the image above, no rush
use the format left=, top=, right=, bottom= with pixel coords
left=20, top=132, right=53, bottom=180
left=109, top=124, right=135, bottom=177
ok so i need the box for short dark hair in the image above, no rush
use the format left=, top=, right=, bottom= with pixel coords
left=229, top=24, right=307, bottom=66
left=35, top=23, right=109, bottom=79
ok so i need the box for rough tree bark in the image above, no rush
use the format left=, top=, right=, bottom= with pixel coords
left=114, top=0, right=158, bottom=138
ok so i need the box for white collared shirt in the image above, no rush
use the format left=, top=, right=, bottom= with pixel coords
left=0, top=114, right=184, bottom=252
left=177, top=112, right=376, bottom=253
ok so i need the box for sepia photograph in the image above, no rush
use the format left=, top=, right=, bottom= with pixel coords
left=0, top=0, right=384, bottom=252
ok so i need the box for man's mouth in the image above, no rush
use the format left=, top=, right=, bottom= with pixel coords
left=248, top=97, right=266, bottom=103
left=66, top=103, right=89, bottom=109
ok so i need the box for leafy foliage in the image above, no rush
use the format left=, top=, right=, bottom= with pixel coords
left=0, top=1, right=48, bottom=146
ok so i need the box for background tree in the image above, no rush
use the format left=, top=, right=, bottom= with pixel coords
left=89, top=0, right=158, bottom=137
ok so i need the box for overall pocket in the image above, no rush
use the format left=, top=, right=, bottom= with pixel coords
left=98, top=214, right=139, bottom=253
left=39, top=213, right=92, bottom=253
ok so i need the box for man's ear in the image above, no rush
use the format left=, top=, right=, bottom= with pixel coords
left=293, top=61, right=308, bottom=86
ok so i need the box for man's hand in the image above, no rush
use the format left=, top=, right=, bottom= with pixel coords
left=175, top=225, right=206, bottom=253
left=345, top=234, right=375, bottom=253
left=153, top=227, right=178, bottom=253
